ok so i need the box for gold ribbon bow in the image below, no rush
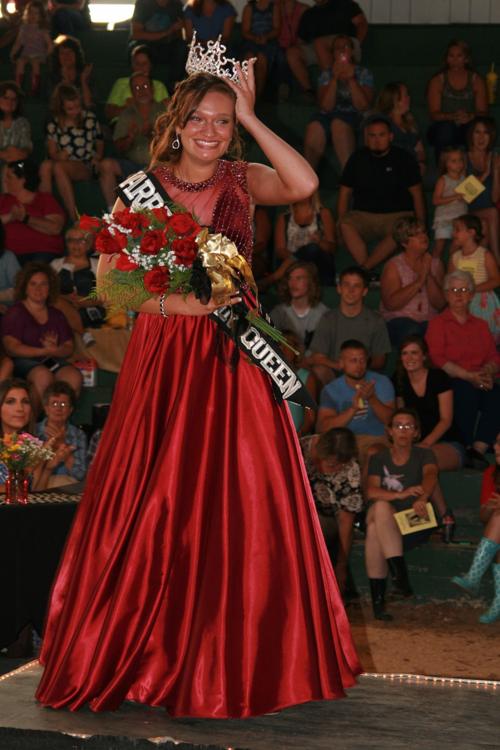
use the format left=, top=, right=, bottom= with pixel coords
left=196, top=229, right=257, bottom=305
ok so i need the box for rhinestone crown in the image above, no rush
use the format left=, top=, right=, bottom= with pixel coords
left=185, top=32, right=249, bottom=83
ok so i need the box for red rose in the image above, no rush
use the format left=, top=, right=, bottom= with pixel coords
left=144, top=267, right=170, bottom=294
left=115, top=253, right=138, bottom=271
left=113, top=209, right=149, bottom=237
left=95, top=228, right=128, bottom=255
left=169, top=213, right=200, bottom=237
left=79, top=214, right=102, bottom=231
left=140, top=229, right=166, bottom=255
left=152, top=207, right=170, bottom=224
left=172, top=237, right=197, bottom=266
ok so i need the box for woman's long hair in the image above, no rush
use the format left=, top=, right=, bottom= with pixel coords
left=376, top=81, right=417, bottom=134
left=394, top=335, right=430, bottom=393
left=149, top=72, right=243, bottom=167
left=49, top=82, right=82, bottom=125
left=0, top=378, right=36, bottom=437
left=277, top=261, right=322, bottom=307
left=51, top=34, right=86, bottom=80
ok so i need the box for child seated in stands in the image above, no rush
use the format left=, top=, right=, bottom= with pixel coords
left=453, top=432, right=500, bottom=624
left=432, top=146, right=468, bottom=258
left=36, top=380, right=87, bottom=486
left=448, top=214, right=500, bottom=342
left=300, top=426, right=363, bottom=595
left=10, top=1, right=52, bottom=95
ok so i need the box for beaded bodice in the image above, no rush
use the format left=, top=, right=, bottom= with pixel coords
left=153, top=160, right=254, bottom=261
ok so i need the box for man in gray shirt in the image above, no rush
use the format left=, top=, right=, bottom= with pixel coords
left=307, top=266, right=391, bottom=382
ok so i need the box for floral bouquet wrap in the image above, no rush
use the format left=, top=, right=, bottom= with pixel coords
left=0, top=432, right=54, bottom=472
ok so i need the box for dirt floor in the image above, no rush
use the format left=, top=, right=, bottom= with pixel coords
left=348, top=598, right=500, bottom=681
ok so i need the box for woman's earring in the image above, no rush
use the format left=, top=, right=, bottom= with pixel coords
left=172, top=135, right=181, bottom=150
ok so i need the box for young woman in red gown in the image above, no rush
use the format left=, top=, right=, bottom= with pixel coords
left=36, top=63, right=361, bottom=718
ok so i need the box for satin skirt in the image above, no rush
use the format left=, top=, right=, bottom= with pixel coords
left=36, top=313, right=361, bottom=718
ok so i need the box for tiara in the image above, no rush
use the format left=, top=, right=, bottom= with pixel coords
left=185, top=32, right=249, bottom=83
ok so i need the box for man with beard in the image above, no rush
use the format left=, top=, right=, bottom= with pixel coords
left=316, top=339, right=395, bottom=473
left=338, top=115, right=425, bottom=276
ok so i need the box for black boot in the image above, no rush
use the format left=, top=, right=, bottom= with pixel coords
left=369, top=578, right=393, bottom=621
left=387, top=556, right=413, bottom=598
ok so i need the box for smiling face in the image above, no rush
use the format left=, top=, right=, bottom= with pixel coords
left=0, top=87, right=18, bottom=118
left=337, top=273, right=367, bottom=307
left=178, top=90, right=234, bottom=164
left=403, top=226, right=429, bottom=255
left=62, top=96, right=82, bottom=121
left=1, top=388, right=31, bottom=435
left=389, top=412, right=418, bottom=447
left=445, top=280, right=473, bottom=314
left=471, top=122, right=491, bottom=152
left=45, top=392, right=72, bottom=425
left=131, top=73, right=153, bottom=106
left=25, top=272, right=50, bottom=305
left=445, top=150, right=465, bottom=176
left=400, top=342, right=426, bottom=374
left=66, top=229, right=91, bottom=258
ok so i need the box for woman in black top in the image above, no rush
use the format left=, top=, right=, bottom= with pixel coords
left=394, top=335, right=463, bottom=533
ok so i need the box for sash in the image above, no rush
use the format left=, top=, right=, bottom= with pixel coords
left=117, top=171, right=316, bottom=410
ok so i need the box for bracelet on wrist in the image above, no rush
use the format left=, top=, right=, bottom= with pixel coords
left=159, top=293, right=169, bottom=319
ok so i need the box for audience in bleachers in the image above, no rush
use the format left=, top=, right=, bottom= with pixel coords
left=304, top=34, right=373, bottom=172
left=307, top=266, right=391, bottom=382
left=337, top=115, right=425, bottom=275
left=275, top=0, right=307, bottom=101
left=271, top=261, right=329, bottom=350
left=0, top=158, right=65, bottom=264
left=0, top=81, right=32, bottom=165
left=289, top=0, right=368, bottom=100
left=36, top=380, right=87, bottom=486
left=0, top=223, right=20, bottom=313
left=465, top=116, right=500, bottom=262
left=365, top=407, right=438, bottom=620
left=184, top=0, right=236, bottom=45
left=104, top=44, right=169, bottom=123
left=49, top=0, right=91, bottom=38
left=447, top=214, right=500, bottom=341
left=39, top=83, right=103, bottom=221
left=130, top=0, right=186, bottom=89
left=316, top=339, right=395, bottom=473
left=375, top=81, right=426, bottom=175
left=280, top=328, right=319, bottom=435
left=241, top=0, right=280, bottom=98
left=427, top=39, right=487, bottom=162
left=380, top=216, right=445, bottom=348
left=1, top=261, right=82, bottom=410
left=426, top=269, right=500, bottom=470
left=49, top=34, right=93, bottom=108
left=452, top=432, right=500, bottom=624
left=10, top=1, right=52, bottom=95
left=99, top=71, right=164, bottom=211
left=300, top=426, right=363, bottom=593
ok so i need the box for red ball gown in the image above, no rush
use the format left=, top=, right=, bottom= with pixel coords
left=36, top=160, right=361, bottom=718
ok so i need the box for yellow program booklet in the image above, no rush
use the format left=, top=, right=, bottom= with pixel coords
left=394, top=502, right=437, bottom=535
left=455, top=175, right=486, bottom=204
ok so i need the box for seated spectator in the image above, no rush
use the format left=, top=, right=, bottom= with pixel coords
left=375, top=81, right=426, bottom=175
left=395, top=334, right=462, bottom=535
left=49, top=0, right=91, bottom=37
left=380, top=217, right=445, bottom=348
left=0, top=377, right=55, bottom=490
left=448, top=214, right=500, bottom=342
left=130, top=0, right=186, bottom=90
left=241, top=0, right=280, bottom=98
left=49, top=34, right=93, bottom=109
left=184, top=0, right=236, bottom=44
left=366, top=407, right=438, bottom=620
left=275, top=0, right=307, bottom=101
left=10, top=1, right=52, bottom=95
left=338, top=116, right=425, bottom=274
left=270, top=261, right=329, bottom=351
left=300, top=426, right=362, bottom=593
left=39, top=83, right=104, bottom=222
left=104, top=44, right=169, bottom=123
left=427, top=39, right=487, bottom=162
left=0, top=81, right=32, bottom=165
left=280, top=328, right=319, bottom=435
left=1, top=261, right=82, bottom=410
left=304, top=34, right=373, bottom=172
left=0, top=159, right=65, bottom=265
left=452, top=432, right=500, bottom=624
left=36, top=380, right=87, bottom=486
left=432, top=146, right=468, bottom=259
left=99, top=73, right=164, bottom=212
left=426, top=269, right=500, bottom=469
left=268, top=192, right=335, bottom=286
left=51, top=224, right=104, bottom=336
left=465, top=117, right=500, bottom=263
left=316, top=339, right=395, bottom=472
left=0, top=0, right=25, bottom=49
left=308, top=266, right=391, bottom=383
left=0, top=222, right=20, bottom=313
left=290, top=0, right=368, bottom=100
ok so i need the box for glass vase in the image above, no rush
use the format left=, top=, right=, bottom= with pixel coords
left=5, top=469, right=29, bottom=505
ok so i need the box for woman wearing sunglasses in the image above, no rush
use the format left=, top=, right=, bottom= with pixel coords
left=0, top=158, right=65, bottom=265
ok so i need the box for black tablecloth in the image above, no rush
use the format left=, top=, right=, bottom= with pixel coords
left=0, top=493, right=79, bottom=647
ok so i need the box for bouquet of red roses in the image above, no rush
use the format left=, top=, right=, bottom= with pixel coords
left=80, top=205, right=257, bottom=311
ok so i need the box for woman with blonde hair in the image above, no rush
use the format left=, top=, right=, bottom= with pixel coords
left=376, top=81, right=425, bottom=174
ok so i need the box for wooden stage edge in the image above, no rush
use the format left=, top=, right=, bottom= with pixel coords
left=0, top=661, right=498, bottom=749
